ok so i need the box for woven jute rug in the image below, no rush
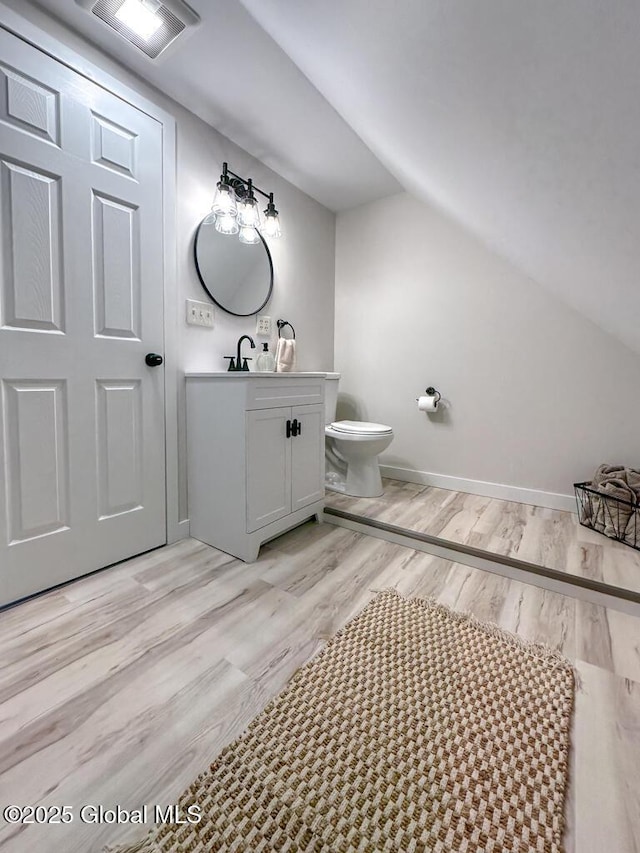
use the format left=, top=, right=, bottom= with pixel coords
left=108, top=590, right=574, bottom=853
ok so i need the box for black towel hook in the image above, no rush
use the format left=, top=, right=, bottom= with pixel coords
left=277, top=319, right=296, bottom=339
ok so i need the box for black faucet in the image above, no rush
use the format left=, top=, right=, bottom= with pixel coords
left=224, top=335, right=256, bottom=371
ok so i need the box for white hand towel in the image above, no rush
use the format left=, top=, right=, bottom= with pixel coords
left=276, top=338, right=297, bottom=372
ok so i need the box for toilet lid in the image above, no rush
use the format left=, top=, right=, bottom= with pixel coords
left=330, top=420, right=393, bottom=435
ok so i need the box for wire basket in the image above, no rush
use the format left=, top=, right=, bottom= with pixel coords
left=574, top=481, right=639, bottom=551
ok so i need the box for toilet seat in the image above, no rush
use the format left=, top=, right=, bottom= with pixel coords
left=330, top=420, right=393, bottom=436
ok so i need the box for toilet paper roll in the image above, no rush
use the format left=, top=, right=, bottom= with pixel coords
left=417, top=395, right=439, bottom=412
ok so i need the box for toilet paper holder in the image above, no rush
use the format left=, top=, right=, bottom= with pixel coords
left=416, top=386, right=441, bottom=403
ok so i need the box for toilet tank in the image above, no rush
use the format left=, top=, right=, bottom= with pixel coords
left=324, top=373, right=340, bottom=424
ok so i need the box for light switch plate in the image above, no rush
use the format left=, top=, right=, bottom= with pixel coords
left=256, top=315, right=271, bottom=336
left=186, top=299, right=214, bottom=328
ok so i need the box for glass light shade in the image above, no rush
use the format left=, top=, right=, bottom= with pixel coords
left=237, top=196, right=260, bottom=228
left=239, top=226, right=260, bottom=245
left=202, top=211, right=216, bottom=225
left=262, top=211, right=282, bottom=239
left=212, top=182, right=237, bottom=216
left=115, top=0, right=163, bottom=40
left=214, top=212, right=239, bottom=235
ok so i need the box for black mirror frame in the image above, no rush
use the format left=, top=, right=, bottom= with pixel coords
left=193, top=219, right=274, bottom=317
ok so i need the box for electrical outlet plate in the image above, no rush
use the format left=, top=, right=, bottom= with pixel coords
left=256, top=315, right=271, bottom=336
left=186, top=299, right=214, bottom=328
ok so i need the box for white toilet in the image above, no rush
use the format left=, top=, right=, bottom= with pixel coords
left=324, top=373, right=394, bottom=498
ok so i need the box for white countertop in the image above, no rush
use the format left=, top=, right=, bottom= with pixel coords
left=185, top=371, right=335, bottom=379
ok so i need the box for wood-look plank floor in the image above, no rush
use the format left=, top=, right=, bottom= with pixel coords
left=325, top=479, right=640, bottom=595
left=0, top=527, right=639, bottom=853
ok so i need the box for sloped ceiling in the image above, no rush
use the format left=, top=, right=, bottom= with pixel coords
left=21, top=0, right=640, bottom=353
left=238, top=0, right=640, bottom=354
left=25, top=0, right=400, bottom=210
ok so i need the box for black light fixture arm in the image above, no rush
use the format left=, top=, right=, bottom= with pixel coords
left=221, top=162, right=274, bottom=204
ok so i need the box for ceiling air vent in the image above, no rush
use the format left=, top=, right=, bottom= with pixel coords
left=76, top=0, right=200, bottom=59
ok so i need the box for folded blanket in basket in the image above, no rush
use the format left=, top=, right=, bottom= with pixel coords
left=588, top=464, right=640, bottom=542
left=624, top=468, right=640, bottom=500
left=593, top=464, right=625, bottom=487
left=599, top=478, right=636, bottom=538
left=592, top=464, right=640, bottom=500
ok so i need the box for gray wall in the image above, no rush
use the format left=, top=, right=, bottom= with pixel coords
left=335, top=192, right=640, bottom=499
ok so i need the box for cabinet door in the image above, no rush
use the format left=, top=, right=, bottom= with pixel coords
left=246, top=408, right=291, bottom=533
left=291, top=404, right=325, bottom=513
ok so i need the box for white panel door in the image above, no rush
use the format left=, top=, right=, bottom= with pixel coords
left=246, top=408, right=291, bottom=533
left=0, top=29, right=166, bottom=605
left=290, top=404, right=325, bottom=513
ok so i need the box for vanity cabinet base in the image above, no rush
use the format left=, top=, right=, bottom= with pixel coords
left=186, top=374, right=326, bottom=563
left=192, top=504, right=324, bottom=563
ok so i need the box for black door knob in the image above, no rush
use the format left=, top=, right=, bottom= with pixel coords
left=145, top=353, right=163, bottom=367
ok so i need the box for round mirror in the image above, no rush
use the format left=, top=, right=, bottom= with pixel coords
left=194, top=219, right=274, bottom=316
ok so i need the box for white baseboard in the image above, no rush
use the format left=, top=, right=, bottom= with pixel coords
left=379, top=466, right=577, bottom=513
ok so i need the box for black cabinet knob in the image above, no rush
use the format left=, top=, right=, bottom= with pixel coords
left=145, top=353, right=164, bottom=367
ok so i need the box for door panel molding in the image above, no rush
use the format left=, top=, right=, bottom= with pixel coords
left=96, top=379, right=143, bottom=520
left=91, top=191, right=141, bottom=340
left=90, top=111, right=138, bottom=180
left=0, top=60, right=60, bottom=145
left=2, top=378, right=70, bottom=543
left=0, top=158, right=65, bottom=333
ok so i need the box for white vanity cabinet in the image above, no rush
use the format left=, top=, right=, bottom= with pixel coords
left=186, top=373, right=326, bottom=562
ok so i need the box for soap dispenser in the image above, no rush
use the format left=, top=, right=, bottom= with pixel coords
left=256, top=342, right=276, bottom=372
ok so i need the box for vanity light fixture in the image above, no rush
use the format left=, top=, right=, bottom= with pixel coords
left=239, top=226, right=261, bottom=245
left=211, top=172, right=237, bottom=217
left=214, top=212, right=239, bottom=236
left=206, top=163, right=283, bottom=242
left=262, top=197, right=282, bottom=239
left=236, top=180, right=261, bottom=229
